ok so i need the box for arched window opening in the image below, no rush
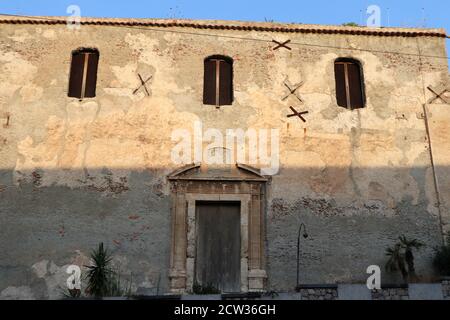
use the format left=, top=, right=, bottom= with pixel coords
left=203, top=56, right=233, bottom=106
left=334, top=58, right=365, bottom=110
left=68, top=48, right=99, bottom=99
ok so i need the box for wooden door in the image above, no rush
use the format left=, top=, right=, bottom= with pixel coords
left=195, top=202, right=241, bottom=293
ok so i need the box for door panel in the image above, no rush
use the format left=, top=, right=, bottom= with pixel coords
left=195, top=202, right=241, bottom=293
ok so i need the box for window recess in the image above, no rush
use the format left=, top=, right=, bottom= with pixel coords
left=334, top=58, right=365, bottom=110
left=68, top=48, right=99, bottom=99
left=203, top=56, right=233, bottom=107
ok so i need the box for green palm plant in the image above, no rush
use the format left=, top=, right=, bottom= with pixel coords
left=385, top=236, right=424, bottom=282
left=386, top=244, right=407, bottom=280
left=433, top=232, right=450, bottom=276
left=85, top=242, right=113, bottom=297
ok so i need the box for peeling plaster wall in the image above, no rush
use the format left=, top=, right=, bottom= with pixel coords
left=0, top=22, right=449, bottom=298
left=426, top=104, right=450, bottom=233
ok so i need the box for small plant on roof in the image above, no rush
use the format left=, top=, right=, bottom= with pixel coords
left=342, top=22, right=359, bottom=27
left=385, top=235, right=424, bottom=283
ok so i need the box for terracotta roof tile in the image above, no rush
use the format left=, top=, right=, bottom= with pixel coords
left=0, top=15, right=447, bottom=38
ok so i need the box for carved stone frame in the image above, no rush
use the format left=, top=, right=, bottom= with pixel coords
left=168, top=164, right=267, bottom=293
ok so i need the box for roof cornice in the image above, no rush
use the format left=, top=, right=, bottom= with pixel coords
left=0, top=15, right=447, bottom=38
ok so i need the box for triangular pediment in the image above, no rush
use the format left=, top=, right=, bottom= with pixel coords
left=167, top=163, right=268, bottom=181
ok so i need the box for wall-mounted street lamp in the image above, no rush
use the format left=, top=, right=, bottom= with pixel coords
left=296, top=223, right=308, bottom=290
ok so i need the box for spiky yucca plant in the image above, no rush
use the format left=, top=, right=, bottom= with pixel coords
left=385, top=236, right=424, bottom=282
left=85, top=242, right=113, bottom=297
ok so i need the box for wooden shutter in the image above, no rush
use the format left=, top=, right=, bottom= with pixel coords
left=203, top=59, right=217, bottom=105
left=334, top=60, right=364, bottom=109
left=219, top=60, right=233, bottom=105
left=84, top=52, right=99, bottom=98
left=68, top=52, right=85, bottom=98
left=347, top=63, right=364, bottom=109
left=334, top=62, right=348, bottom=108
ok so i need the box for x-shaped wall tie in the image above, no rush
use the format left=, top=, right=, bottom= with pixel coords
left=427, top=85, right=449, bottom=104
left=133, top=73, right=152, bottom=96
left=282, top=81, right=304, bottom=103
left=2, top=112, right=10, bottom=128
left=287, top=106, right=308, bottom=123
left=272, top=39, right=292, bottom=51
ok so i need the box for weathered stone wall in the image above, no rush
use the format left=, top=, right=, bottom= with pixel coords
left=442, top=280, right=450, bottom=299
left=371, top=287, right=409, bottom=300
left=298, top=287, right=338, bottom=300
left=0, top=18, right=449, bottom=298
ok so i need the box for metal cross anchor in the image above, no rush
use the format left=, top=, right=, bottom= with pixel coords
left=272, top=39, right=292, bottom=51
left=282, top=81, right=304, bottom=103
left=133, top=73, right=152, bottom=96
left=2, top=112, right=10, bottom=128
left=427, top=85, right=449, bottom=104
left=287, top=106, right=308, bottom=123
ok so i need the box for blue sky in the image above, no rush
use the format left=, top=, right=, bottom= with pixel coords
left=1, top=0, right=449, bottom=60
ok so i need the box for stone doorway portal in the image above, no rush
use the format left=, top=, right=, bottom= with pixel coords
left=168, top=163, right=268, bottom=293
left=195, top=201, right=241, bottom=293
